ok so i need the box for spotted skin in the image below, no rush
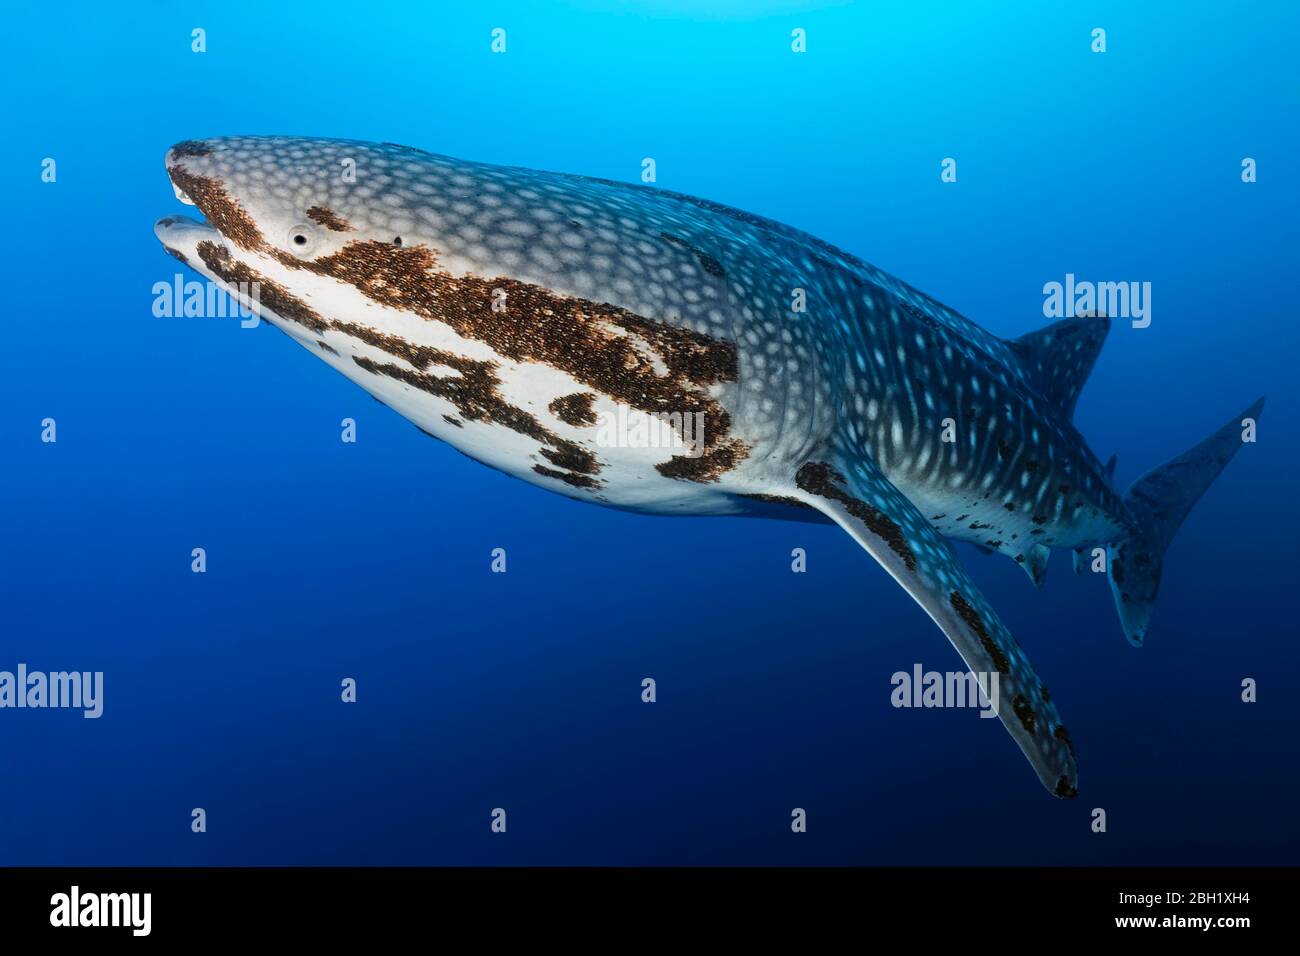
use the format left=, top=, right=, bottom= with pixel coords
left=153, top=136, right=1257, bottom=797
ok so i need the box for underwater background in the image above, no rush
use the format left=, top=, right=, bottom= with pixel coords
left=1, top=0, right=1296, bottom=865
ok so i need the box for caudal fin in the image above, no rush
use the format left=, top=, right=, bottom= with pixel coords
left=1108, top=398, right=1264, bottom=646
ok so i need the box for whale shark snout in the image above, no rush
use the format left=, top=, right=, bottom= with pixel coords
left=162, top=137, right=355, bottom=262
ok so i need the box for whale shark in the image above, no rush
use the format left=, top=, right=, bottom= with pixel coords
left=154, top=136, right=1262, bottom=797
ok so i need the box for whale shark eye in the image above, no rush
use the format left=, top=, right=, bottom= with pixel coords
left=286, top=224, right=318, bottom=256
left=392, top=236, right=403, bottom=246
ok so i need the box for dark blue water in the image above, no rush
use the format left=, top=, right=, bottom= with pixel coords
left=2, top=2, right=1295, bottom=864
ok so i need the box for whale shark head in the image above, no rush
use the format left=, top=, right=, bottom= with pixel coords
left=153, top=135, right=746, bottom=497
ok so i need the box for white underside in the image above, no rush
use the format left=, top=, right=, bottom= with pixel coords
left=155, top=216, right=750, bottom=517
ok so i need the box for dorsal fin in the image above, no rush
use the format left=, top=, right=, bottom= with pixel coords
left=1007, top=313, right=1110, bottom=419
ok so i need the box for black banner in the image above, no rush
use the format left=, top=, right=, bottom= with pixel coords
left=0, top=866, right=1285, bottom=941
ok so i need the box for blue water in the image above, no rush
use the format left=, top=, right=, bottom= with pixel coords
left=2, top=1, right=1296, bottom=865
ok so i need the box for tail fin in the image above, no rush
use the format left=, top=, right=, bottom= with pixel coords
left=1108, top=398, right=1264, bottom=646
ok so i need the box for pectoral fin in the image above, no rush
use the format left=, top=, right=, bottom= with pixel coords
left=792, top=456, right=1079, bottom=798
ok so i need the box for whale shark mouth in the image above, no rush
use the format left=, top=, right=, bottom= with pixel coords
left=155, top=152, right=246, bottom=264
left=155, top=165, right=224, bottom=261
